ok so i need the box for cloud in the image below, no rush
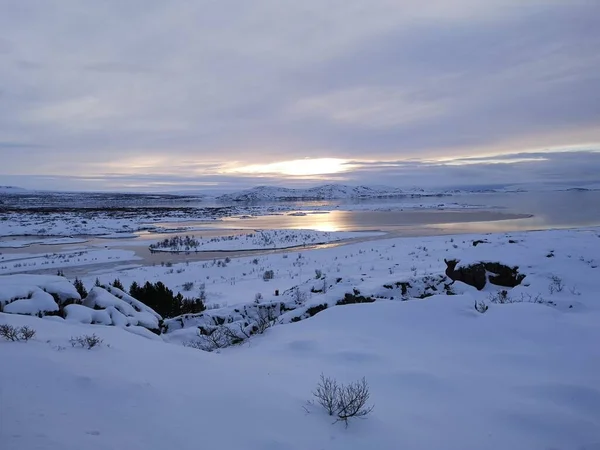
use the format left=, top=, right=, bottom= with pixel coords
left=0, top=0, right=599, bottom=190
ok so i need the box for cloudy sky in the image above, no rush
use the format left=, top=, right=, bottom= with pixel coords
left=1, top=0, right=599, bottom=192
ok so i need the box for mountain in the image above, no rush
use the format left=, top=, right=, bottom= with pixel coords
left=216, top=184, right=445, bottom=202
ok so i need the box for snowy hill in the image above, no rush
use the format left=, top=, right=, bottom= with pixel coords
left=216, top=184, right=444, bottom=202
left=0, top=185, right=27, bottom=194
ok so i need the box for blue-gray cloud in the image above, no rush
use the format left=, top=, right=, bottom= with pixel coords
left=0, top=0, right=599, bottom=190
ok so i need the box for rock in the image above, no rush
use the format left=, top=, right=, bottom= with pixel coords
left=444, top=259, right=525, bottom=291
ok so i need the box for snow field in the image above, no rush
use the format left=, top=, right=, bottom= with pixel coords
left=1, top=227, right=600, bottom=449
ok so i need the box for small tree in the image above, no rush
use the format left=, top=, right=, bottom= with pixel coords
left=111, top=278, right=125, bottom=291
left=73, top=278, right=88, bottom=299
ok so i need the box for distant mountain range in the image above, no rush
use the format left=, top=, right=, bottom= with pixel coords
left=216, top=184, right=450, bottom=202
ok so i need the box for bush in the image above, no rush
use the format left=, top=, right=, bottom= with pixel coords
left=488, top=290, right=512, bottom=304
left=182, top=281, right=194, bottom=291
left=253, top=305, right=279, bottom=334
left=312, top=374, right=374, bottom=427
left=19, top=326, right=36, bottom=341
left=263, top=270, right=275, bottom=281
left=292, top=286, right=306, bottom=305
left=549, top=275, right=564, bottom=294
left=70, top=334, right=103, bottom=349
left=111, top=278, right=125, bottom=291
left=185, top=324, right=250, bottom=352
left=73, top=277, right=88, bottom=298
left=130, top=281, right=186, bottom=318
left=474, top=300, right=488, bottom=313
left=180, top=297, right=206, bottom=315
left=0, top=324, right=36, bottom=342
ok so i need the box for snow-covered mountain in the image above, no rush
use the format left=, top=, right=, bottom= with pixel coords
left=216, top=184, right=446, bottom=202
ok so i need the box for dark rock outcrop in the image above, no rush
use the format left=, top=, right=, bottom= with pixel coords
left=444, top=259, right=525, bottom=291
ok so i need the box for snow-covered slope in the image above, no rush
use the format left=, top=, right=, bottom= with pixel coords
left=2, top=228, right=600, bottom=449
left=1, top=291, right=599, bottom=450
left=216, top=184, right=444, bottom=202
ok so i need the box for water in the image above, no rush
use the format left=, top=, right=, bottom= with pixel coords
left=157, top=190, right=600, bottom=233
left=2, top=190, right=599, bottom=275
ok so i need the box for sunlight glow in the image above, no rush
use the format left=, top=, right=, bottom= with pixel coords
left=230, top=158, right=355, bottom=177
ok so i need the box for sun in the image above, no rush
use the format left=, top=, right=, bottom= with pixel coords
left=231, top=158, right=353, bottom=177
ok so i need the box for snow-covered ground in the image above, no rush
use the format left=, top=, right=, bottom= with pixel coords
left=216, top=183, right=450, bottom=201
left=149, top=229, right=384, bottom=252
left=0, top=237, right=89, bottom=248
left=1, top=227, right=599, bottom=449
left=0, top=247, right=139, bottom=275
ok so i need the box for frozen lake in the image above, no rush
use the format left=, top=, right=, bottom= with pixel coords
left=155, top=190, right=600, bottom=233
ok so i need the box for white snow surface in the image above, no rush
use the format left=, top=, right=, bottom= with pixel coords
left=217, top=183, right=445, bottom=201
left=149, top=229, right=384, bottom=252
left=1, top=227, right=600, bottom=449
left=1, top=292, right=599, bottom=449
left=82, top=285, right=161, bottom=330
left=0, top=275, right=160, bottom=332
left=0, top=274, right=80, bottom=312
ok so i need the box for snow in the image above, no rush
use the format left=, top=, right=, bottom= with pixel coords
left=0, top=185, right=27, bottom=193
left=0, top=247, right=139, bottom=275
left=0, top=275, right=160, bottom=333
left=149, top=229, right=384, bottom=252
left=1, top=227, right=600, bottom=449
left=82, top=286, right=161, bottom=331
left=0, top=237, right=89, bottom=249
left=3, top=290, right=59, bottom=315
left=1, top=287, right=599, bottom=449
left=0, top=274, right=80, bottom=306
left=216, top=183, right=448, bottom=202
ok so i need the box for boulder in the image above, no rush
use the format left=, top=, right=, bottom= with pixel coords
left=444, top=259, right=525, bottom=291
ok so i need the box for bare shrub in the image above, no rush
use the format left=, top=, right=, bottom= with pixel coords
left=0, top=324, right=20, bottom=341
left=312, top=374, right=374, bottom=427
left=549, top=275, right=564, bottom=294
left=0, top=324, right=36, bottom=342
left=519, top=293, right=555, bottom=306
left=313, top=374, right=339, bottom=416
left=182, top=281, right=194, bottom=291
left=474, top=300, right=488, bottom=313
left=263, top=270, right=275, bottom=281
left=18, top=326, right=36, bottom=341
left=292, top=286, right=307, bottom=305
left=336, top=377, right=374, bottom=427
left=253, top=305, right=279, bottom=334
left=70, top=334, right=103, bottom=349
left=486, top=291, right=555, bottom=307
left=186, top=324, right=249, bottom=352
left=488, top=290, right=512, bottom=304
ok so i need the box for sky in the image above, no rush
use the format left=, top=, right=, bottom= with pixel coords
left=1, top=0, right=599, bottom=192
